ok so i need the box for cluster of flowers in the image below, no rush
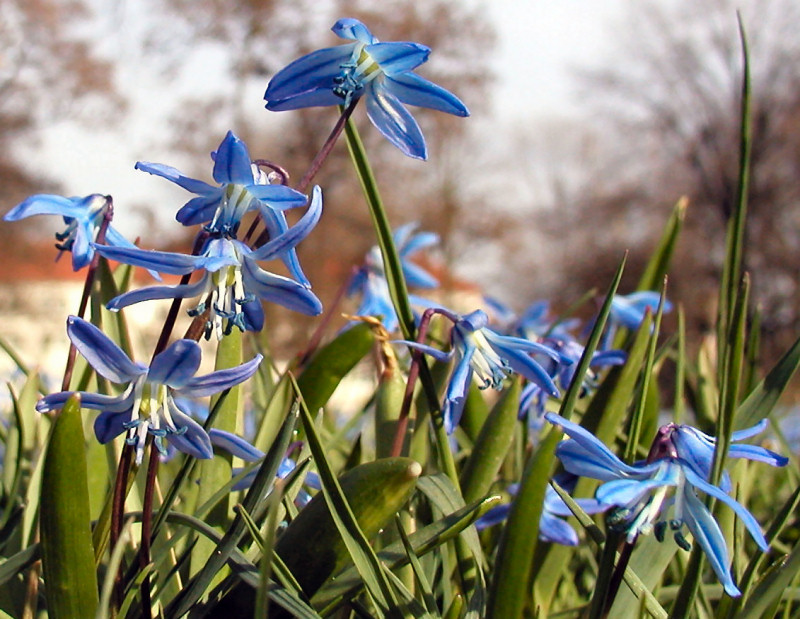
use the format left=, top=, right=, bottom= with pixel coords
left=4, top=16, right=787, bottom=599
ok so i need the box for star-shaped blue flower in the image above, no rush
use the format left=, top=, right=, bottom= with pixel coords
left=3, top=193, right=152, bottom=273
left=264, top=18, right=469, bottom=160
left=135, top=130, right=312, bottom=285
left=94, top=187, right=323, bottom=339
left=36, top=316, right=263, bottom=464
left=546, top=412, right=788, bottom=597
left=398, top=309, right=562, bottom=434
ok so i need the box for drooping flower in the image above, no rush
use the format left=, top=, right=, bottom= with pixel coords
left=546, top=412, right=788, bottom=596
left=600, top=291, right=673, bottom=349
left=476, top=478, right=608, bottom=545
left=208, top=430, right=320, bottom=500
left=135, top=130, right=311, bottom=284
left=3, top=193, right=153, bottom=273
left=94, top=187, right=323, bottom=339
left=36, top=316, right=262, bottom=464
left=347, top=222, right=439, bottom=331
left=264, top=18, right=469, bottom=160
left=519, top=338, right=626, bottom=424
left=398, top=309, right=562, bottom=434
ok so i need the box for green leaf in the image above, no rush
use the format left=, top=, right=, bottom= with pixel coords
left=460, top=379, right=520, bottom=505
left=39, top=395, right=99, bottom=618
left=736, top=545, right=800, bottom=619
left=735, top=331, right=800, bottom=430
left=637, top=196, right=687, bottom=292
left=169, top=405, right=299, bottom=616
left=191, top=328, right=244, bottom=575
left=295, top=321, right=375, bottom=415
left=314, top=495, right=500, bottom=613
left=488, top=255, right=626, bottom=619
left=287, top=389, right=418, bottom=610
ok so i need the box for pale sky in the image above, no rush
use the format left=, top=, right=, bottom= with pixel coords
left=19, top=1, right=630, bottom=236
left=490, top=0, right=628, bottom=119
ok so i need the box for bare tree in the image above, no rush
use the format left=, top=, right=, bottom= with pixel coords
left=530, top=0, right=800, bottom=360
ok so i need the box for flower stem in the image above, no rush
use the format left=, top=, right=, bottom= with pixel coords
left=296, top=100, right=358, bottom=194
left=242, top=102, right=357, bottom=247
left=138, top=444, right=159, bottom=619
left=390, top=308, right=437, bottom=457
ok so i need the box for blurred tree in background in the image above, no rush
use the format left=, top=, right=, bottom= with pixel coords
left=516, top=0, right=800, bottom=365
left=0, top=0, right=118, bottom=258
left=4, top=0, right=800, bottom=366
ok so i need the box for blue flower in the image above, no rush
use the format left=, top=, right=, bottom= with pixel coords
left=476, top=478, right=608, bottom=545
left=36, top=316, right=262, bottom=464
left=600, top=291, right=673, bottom=349
left=135, top=131, right=312, bottom=284
left=519, top=338, right=627, bottom=423
left=264, top=18, right=469, bottom=160
left=546, top=412, right=788, bottom=597
left=3, top=193, right=153, bottom=273
left=94, top=187, right=323, bottom=339
left=399, top=309, right=562, bottom=434
left=348, top=223, right=439, bottom=331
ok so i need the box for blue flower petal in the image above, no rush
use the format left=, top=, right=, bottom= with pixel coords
left=596, top=477, right=671, bottom=506
left=248, top=186, right=322, bottom=262
left=332, top=18, right=377, bottom=44
left=241, top=263, right=322, bottom=315
left=94, top=244, right=204, bottom=276
left=265, top=44, right=357, bottom=102
left=365, top=82, right=427, bottom=159
left=4, top=194, right=88, bottom=221
left=265, top=88, right=348, bottom=112
left=67, top=316, right=147, bottom=383
left=212, top=131, right=254, bottom=186
left=248, top=184, right=308, bottom=210
left=683, top=466, right=769, bottom=551
left=547, top=413, right=656, bottom=479
left=255, top=201, right=310, bottom=286
left=365, top=42, right=430, bottom=75
left=177, top=354, right=263, bottom=398
left=106, top=276, right=209, bottom=311
left=149, top=340, right=203, bottom=387
left=539, top=511, right=579, bottom=546
left=37, top=390, right=133, bottom=414
left=209, top=428, right=265, bottom=462
left=94, top=410, right=130, bottom=444
left=385, top=72, right=469, bottom=116
left=176, top=193, right=224, bottom=226
left=166, top=405, right=213, bottom=460
left=135, top=162, right=218, bottom=195
left=681, top=485, right=741, bottom=597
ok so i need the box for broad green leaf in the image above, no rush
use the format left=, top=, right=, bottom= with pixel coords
left=460, top=379, right=520, bottom=505
left=314, top=495, right=500, bottom=613
left=191, top=328, right=243, bottom=575
left=287, top=389, right=417, bottom=610
left=295, top=321, right=375, bottom=415
left=375, top=347, right=409, bottom=459
left=39, top=395, right=98, bottom=618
